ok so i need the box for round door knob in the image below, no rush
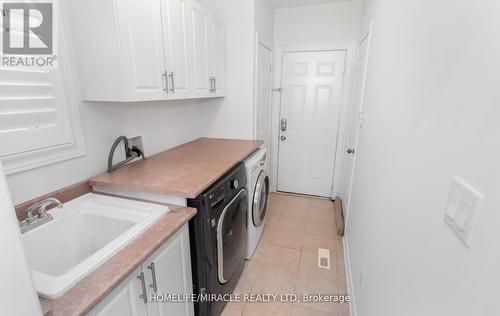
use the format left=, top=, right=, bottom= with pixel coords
left=280, top=136, right=286, bottom=141
left=347, top=148, right=355, bottom=154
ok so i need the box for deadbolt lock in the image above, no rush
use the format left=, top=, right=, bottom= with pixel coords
left=280, top=118, right=287, bottom=132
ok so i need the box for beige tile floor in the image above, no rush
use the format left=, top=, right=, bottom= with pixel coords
left=221, top=192, right=350, bottom=316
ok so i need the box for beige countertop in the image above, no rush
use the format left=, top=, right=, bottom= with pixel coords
left=40, top=204, right=197, bottom=316
left=90, top=137, right=263, bottom=198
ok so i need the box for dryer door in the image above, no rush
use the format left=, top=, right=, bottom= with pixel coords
left=217, top=188, right=248, bottom=284
left=252, top=170, right=269, bottom=227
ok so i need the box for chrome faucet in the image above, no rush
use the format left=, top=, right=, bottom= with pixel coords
left=20, top=198, right=63, bottom=233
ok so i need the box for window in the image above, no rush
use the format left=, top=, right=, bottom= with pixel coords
left=0, top=30, right=85, bottom=175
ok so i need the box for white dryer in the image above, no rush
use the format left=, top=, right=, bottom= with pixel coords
left=243, top=148, right=269, bottom=260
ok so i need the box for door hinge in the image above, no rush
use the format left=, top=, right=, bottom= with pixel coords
left=359, top=111, right=365, bottom=128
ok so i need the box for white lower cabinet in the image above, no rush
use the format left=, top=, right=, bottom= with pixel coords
left=88, top=266, right=148, bottom=316
left=89, top=224, right=193, bottom=316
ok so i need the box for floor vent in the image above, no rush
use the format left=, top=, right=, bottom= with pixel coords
left=318, top=248, right=331, bottom=269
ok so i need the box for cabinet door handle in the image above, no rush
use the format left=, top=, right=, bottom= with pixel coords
left=209, top=77, right=213, bottom=92
left=213, top=76, right=216, bottom=93
left=137, top=272, right=147, bottom=303
left=163, top=71, right=169, bottom=93
left=168, top=72, right=175, bottom=93
left=147, top=262, right=158, bottom=293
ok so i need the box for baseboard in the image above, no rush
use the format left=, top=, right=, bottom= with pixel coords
left=343, top=235, right=357, bottom=316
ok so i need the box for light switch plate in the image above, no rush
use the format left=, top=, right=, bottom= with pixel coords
left=444, top=177, right=484, bottom=247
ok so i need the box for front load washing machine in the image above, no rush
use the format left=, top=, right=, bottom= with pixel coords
left=243, top=148, right=269, bottom=260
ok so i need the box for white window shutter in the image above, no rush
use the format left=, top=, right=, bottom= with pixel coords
left=0, top=68, right=73, bottom=157
left=0, top=13, right=85, bottom=174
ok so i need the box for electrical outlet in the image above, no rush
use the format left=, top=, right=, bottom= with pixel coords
left=111, top=135, right=145, bottom=167
left=127, top=135, right=145, bottom=155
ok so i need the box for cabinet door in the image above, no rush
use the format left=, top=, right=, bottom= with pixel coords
left=116, top=0, right=167, bottom=101
left=145, top=224, right=194, bottom=316
left=189, top=1, right=211, bottom=98
left=161, top=0, right=192, bottom=99
left=89, top=267, right=148, bottom=316
left=209, top=18, right=225, bottom=97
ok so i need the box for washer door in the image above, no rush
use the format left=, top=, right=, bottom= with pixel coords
left=217, top=189, right=248, bottom=284
left=252, top=171, right=269, bottom=227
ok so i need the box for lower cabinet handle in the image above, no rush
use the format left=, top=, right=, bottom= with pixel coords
left=137, top=272, right=147, bottom=303
left=147, top=262, right=158, bottom=293
left=208, top=77, right=213, bottom=92
left=213, top=76, right=216, bottom=93
left=163, top=71, right=169, bottom=93
left=169, top=72, right=175, bottom=93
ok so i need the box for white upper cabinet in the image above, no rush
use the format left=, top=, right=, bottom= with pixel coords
left=65, top=0, right=224, bottom=102
left=116, top=0, right=167, bottom=101
left=209, top=18, right=225, bottom=97
left=189, top=1, right=211, bottom=98
left=189, top=4, right=225, bottom=98
left=160, top=0, right=192, bottom=99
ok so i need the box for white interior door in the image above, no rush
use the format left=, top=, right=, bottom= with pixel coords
left=341, top=30, right=372, bottom=214
left=277, top=51, right=346, bottom=197
left=255, top=42, right=272, bottom=153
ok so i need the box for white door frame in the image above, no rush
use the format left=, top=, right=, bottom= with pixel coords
left=341, top=22, right=374, bottom=223
left=253, top=33, right=273, bottom=146
left=269, top=43, right=356, bottom=199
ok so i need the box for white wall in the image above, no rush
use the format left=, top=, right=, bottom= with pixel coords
left=273, top=1, right=362, bottom=47
left=346, top=0, right=500, bottom=315
left=7, top=100, right=219, bottom=204
left=0, top=163, right=41, bottom=315
left=6, top=0, right=258, bottom=205
left=255, top=0, right=274, bottom=48
left=198, top=0, right=257, bottom=140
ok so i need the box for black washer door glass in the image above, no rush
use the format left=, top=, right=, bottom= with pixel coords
left=217, top=189, right=248, bottom=284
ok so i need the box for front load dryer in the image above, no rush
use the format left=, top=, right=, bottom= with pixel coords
left=243, top=148, right=269, bottom=260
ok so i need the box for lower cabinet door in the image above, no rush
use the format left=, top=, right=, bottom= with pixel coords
left=89, top=267, right=148, bottom=316
left=145, top=224, right=194, bottom=316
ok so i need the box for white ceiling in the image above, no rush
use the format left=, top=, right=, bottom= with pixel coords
left=268, top=0, right=356, bottom=9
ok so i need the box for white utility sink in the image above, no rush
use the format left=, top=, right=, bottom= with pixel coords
left=21, top=193, right=168, bottom=299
